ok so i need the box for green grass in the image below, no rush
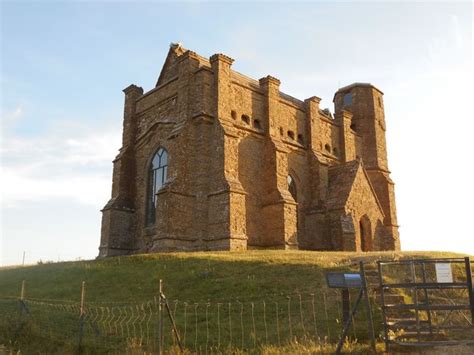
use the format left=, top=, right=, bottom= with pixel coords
left=0, top=250, right=465, bottom=302
left=0, top=250, right=470, bottom=353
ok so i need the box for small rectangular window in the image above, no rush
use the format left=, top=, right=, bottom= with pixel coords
left=343, top=93, right=352, bottom=106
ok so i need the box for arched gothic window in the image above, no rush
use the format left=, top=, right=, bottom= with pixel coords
left=287, top=175, right=297, bottom=202
left=146, top=148, right=168, bottom=225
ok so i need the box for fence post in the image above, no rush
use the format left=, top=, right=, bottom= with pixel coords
left=20, top=280, right=26, bottom=301
left=78, top=281, right=86, bottom=352
left=80, top=281, right=86, bottom=317
left=13, top=280, right=30, bottom=342
left=18, top=280, right=30, bottom=315
left=158, top=279, right=163, bottom=355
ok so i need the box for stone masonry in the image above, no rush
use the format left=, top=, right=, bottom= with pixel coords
left=98, top=44, right=400, bottom=257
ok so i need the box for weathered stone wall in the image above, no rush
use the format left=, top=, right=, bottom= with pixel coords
left=230, top=80, right=265, bottom=127
left=318, top=116, right=342, bottom=159
left=238, top=135, right=265, bottom=246
left=98, top=45, right=400, bottom=257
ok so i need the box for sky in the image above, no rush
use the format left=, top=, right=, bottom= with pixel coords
left=1, top=1, right=473, bottom=266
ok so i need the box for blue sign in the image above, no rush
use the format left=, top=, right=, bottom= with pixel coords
left=325, top=273, right=362, bottom=288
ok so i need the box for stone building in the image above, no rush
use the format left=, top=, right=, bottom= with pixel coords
left=99, top=44, right=400, bottom=257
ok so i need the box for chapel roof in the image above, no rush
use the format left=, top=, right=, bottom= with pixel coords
left=326, top=160, right=385, bottom=218
left=326, top=160, right=361, bottom=211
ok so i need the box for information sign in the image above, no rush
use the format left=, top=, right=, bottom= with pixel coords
left=435, top=263, right=453, bottom=283
left=326, top=273, right=362, bottom=288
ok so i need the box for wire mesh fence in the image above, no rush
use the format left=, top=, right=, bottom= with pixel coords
left=0, top=286, right=376, bottom=353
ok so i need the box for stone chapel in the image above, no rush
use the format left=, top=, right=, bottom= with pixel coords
left=98, top=43, right=400, bottom=257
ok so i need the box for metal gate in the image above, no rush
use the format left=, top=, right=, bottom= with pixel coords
left=377, top=257, right=474, bottom=351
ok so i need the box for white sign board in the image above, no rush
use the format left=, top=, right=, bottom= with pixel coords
left=435, top=263, right=453, bottom=283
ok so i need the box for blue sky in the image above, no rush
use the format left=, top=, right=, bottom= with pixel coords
left=1, top=1, right=473, bottom=265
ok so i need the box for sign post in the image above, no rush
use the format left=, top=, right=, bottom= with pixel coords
left=326, top=263, right=376, bottom=354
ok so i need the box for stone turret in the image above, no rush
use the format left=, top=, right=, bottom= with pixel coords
left=334, top=83, right=400, bottom=250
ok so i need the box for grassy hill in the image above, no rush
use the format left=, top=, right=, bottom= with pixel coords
left=0, top=250, right=470, bottom=353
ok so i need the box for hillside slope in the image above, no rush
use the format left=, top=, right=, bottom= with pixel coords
left=0, top=250, right=470, bottom=353
left=0, top=250, right=465, bottom=302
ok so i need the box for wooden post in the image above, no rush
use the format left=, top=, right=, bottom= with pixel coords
left=158, top=279, right=163, bottom=355
left=80, top=281, right=86, bottom=317
left=20, top=280, right=26, bottom=301
left=335, top=288, right=364, bottom=354
left=22, top=251, right=25, bottom=266
left=78, top=281, right=86, bottom=351
left=342, top=289, right=350, bottom=325
left=164, top=297, right=184, bottom=351
left=18, top=279, right=30, bottom=316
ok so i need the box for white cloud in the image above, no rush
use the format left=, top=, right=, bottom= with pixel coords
left=450, top=14, right=464, bottom=49
left=2, top=169, right=110, bottom=207
left=1, top=106, right=24, bottom=125
left=1, top=122, right=121, bottom=208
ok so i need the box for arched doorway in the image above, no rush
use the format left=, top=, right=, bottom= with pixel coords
left=359, top=215, right=372, bottom=251
left=287, top=175, right=297, bottom=202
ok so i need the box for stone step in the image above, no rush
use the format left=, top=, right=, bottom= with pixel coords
left=386, top=318, right=429, bottom=325
left=386, top=324, right=436, bottom=334
left=367, top=282, right=380, bottom=288
left=375, top=294, right=405, bottom=304
left=365, top=274, right=379, bottom=280
left=390, top=330, right=446, bottom=340
left=349, top=262, right=377, bottom=270
left=364, top=270, right=379, bottom=277
left=365, top=277, right=381, bottom=285
left=366, top=277, right=379, bottom=282
left=366, top=276, right=379, bottom=281
left=365, top=272, right=380, bottom=278
left=383, top=310, right=417, bottom=319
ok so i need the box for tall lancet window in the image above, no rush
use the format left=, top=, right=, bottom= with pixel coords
left=146, top=148, right=168, bottom=225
